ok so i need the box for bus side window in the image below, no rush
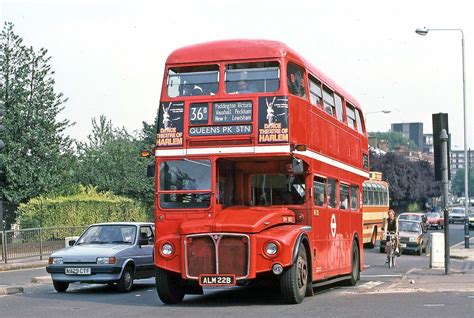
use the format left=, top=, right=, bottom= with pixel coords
left=328, top=179, right=337, bottom=208
left=346, top=102, right=357, bottom=129
left=350, top=185, right=359, bottom=210
left=309, top=75, right=323, bottom=106
left=314, top=176, right=326, bottom=207
left=323, top=86, right=336, bottom=117
left=334, top=93, right=344, bottom=122
left=363, top=185, right=368, bottom=206
left=340, top=184, right=349, bottom=210
left=287, top=62, right=307, bottom=98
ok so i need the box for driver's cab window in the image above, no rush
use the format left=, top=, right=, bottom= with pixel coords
left=287, top=63, right=306, bottom=98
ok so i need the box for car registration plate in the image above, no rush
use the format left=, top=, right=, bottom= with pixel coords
left=65, top=267, right=91, bottom=275
left=400, top=243, right=407, bottom=248
left=199, top=274, right=236, bottom=286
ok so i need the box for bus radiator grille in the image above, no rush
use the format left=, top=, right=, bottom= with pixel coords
left=218, top=236, right=248, bottom=277
left=186, top=236, right=216, bottom=277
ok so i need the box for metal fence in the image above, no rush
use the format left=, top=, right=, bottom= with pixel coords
left=0, top=226, right=86, bottom=263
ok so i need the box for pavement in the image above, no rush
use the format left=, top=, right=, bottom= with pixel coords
left=1, top=238, right=474, bottom=296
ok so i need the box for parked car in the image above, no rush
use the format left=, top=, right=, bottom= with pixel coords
left=398, top=220, right=429, bottom=256
left=397, top=212, right=428, bottom=231
left=469, top=213, right=474, bottom=229
left=449, top=207, right=467, bottom=224
left=426, top=212, right=444, bottom=229
left=46, top=222, right=155, bottom=293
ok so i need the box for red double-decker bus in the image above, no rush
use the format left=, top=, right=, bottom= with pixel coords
left=152, top=40, right=369, bottom=304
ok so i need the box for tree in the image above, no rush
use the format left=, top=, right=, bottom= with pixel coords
left=451, top=167, right=474, bottom=198
left=369, top=131, right=418, bottom=151
left=370, top=151, right=441, bottom=211
left=76, top=115, right=154, bottom=215
left=0, top=22, right=74, bottom=226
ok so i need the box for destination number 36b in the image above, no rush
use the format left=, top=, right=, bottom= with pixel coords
left=189, top=105, right=208, bottom=124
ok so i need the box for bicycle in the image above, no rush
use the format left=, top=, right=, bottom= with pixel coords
left=385, top=231, right=398, bottom=269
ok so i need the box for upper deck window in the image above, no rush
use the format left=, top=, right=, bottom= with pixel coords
left=225, top=62, right=280, bottom=94
left=309, top=75, right=323, bottom=106
left=322, top=86, right=336, bottom=117
left=167, top=65, right=219, bottom=98
left=287, top=63, right=306, bottom=98
left=346, top=103, right=357, bottom=130
left=355, top=109, right=365, bottom=134
left=334, top=93, right=344, bottom=122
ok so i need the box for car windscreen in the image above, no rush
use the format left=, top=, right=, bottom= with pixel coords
left=167, top=65, right=219, bottom=97
left=159, top=159, right=211, bottom=209
left=426, top=213, right=440, bottom=218
left=399, top=222, right=420, bottom=233
left=76, top=225, right=137, bottom=245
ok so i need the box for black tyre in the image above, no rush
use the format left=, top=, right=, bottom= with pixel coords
left=156, top=268, right=185, bottom=304
left=344, top=242, right=360, bottom=285
left=52, top=280, right=69, bottom=293
left=281, top=243, right=308, bottom=304
left=117, top=266, right=134, bottom=292
left=379, top=246, right=385, bottom=253
left=366, top=229, right=376, bottom=249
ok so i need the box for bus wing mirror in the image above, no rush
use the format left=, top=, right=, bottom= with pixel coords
left=292, top=158, right=304, bottom=174
left=147, top=162, right=155, bottom=178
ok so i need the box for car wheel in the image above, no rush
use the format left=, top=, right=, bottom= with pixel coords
left=156, top=267, right=185, bottom=304
left=52, top=280, right=69, bottom=293
left=117, top=266, right=134, bottom=292
left=281, top=243, right=308, bottom=304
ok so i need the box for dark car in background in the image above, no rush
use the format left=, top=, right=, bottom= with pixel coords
left=46, top=222, right=155, bottom=293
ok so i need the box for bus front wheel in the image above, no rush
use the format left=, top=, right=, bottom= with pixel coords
left=280, top=243, right=308, bottom=304
left=156, top=268, right=185, bottom=304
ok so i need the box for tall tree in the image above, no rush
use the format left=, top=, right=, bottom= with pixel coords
left=0, top=22, right=74, bottom=226
left=76, top=115, right=154, bottom=214
left=370, top=151, right=441, bottom=211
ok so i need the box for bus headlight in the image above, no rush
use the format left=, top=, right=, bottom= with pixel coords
left=161, top=243, right=173, bottom=256
left=265, top=242, right=278, bottom=256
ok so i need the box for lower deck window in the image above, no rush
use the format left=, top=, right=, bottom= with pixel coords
left=251, top=174, right=305, bottom=206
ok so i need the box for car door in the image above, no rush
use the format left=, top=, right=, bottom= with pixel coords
left=135, top=225, right=155, bottom=278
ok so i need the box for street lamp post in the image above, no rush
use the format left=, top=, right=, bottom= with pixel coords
left=416, top=27, right=469, bottom=248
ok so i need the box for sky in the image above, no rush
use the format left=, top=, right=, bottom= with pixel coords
left=1, top=0, right=473, bottom=149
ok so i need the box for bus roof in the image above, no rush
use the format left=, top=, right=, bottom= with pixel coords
left=166, top=39, right=361, bottom=108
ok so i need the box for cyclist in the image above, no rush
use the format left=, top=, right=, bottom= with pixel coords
left=384, top=209, right=399, bottom=263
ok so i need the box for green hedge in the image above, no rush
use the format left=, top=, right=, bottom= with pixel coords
left=17, top=185, right=150, bottom=228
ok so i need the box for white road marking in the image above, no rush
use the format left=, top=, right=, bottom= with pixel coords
left=358, top=281, right=384, bottom=289
left=360, top=274, right=403, bottom=278
left=423, top=304, right=444, bottom=307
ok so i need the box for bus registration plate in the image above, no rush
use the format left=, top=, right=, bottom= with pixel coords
left=199, top=274, right=236, bottom=286
left=65, top=267, right=91, bottom=275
